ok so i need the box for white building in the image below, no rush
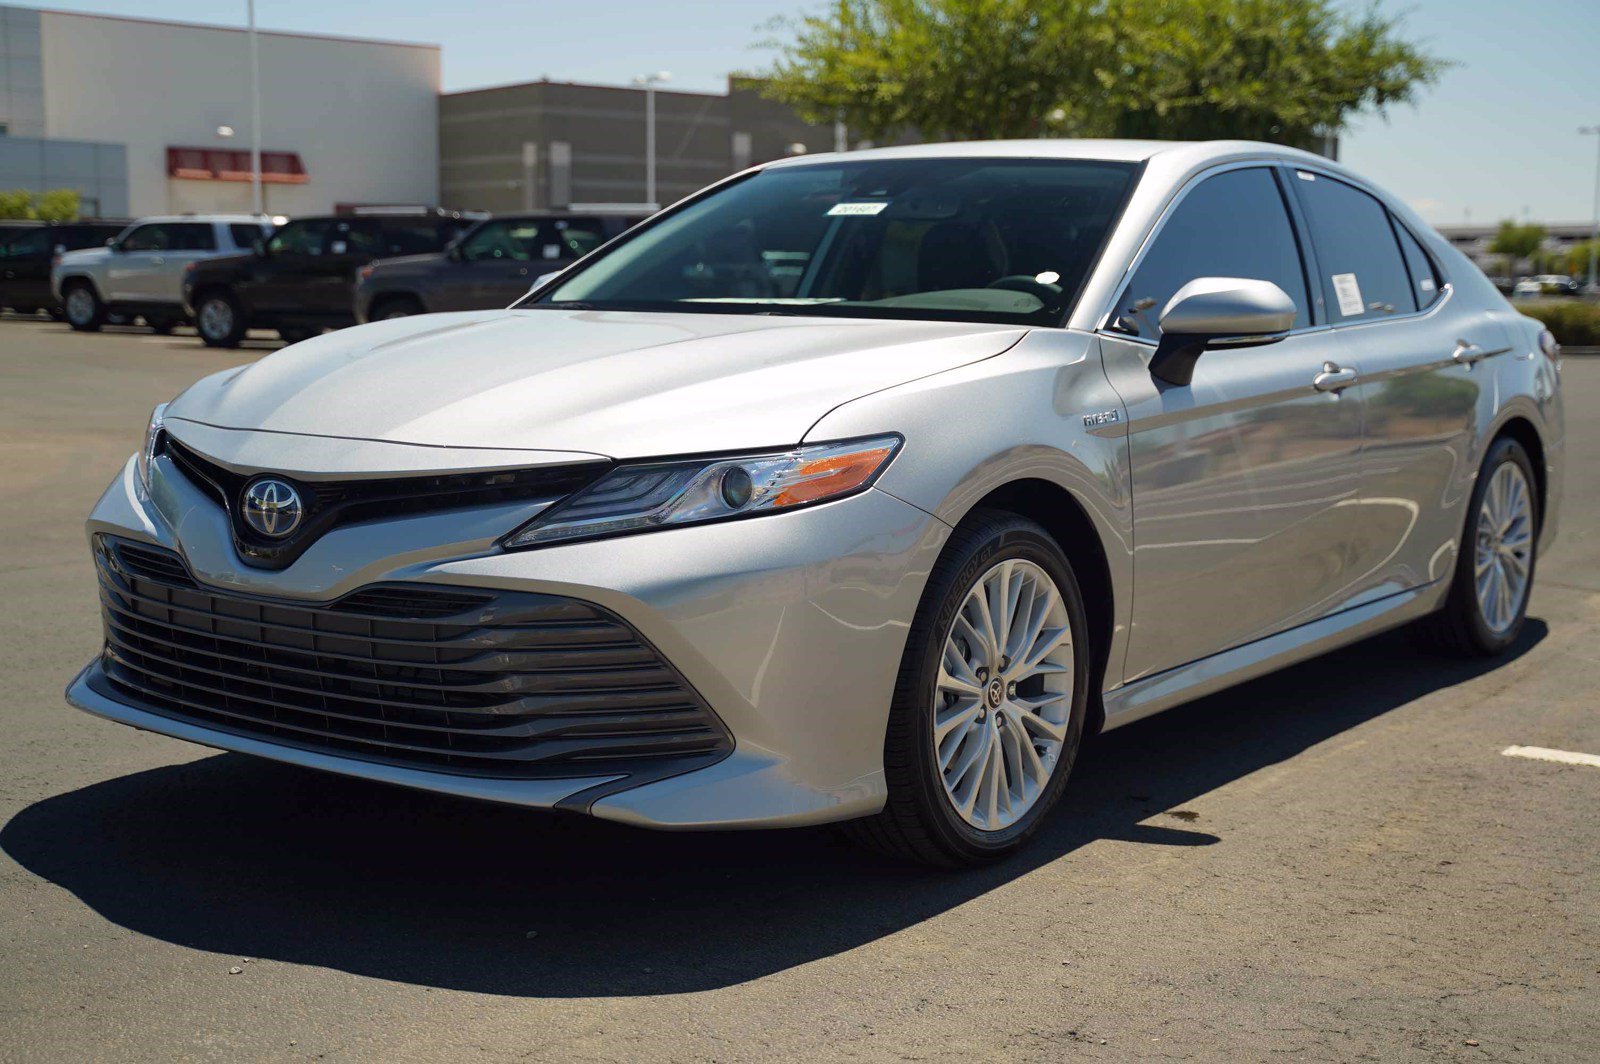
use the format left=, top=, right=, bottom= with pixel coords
left=0, top=5, right=439, bottom=217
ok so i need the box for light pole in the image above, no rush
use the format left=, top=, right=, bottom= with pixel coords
left=1582, top=125, right=1600, bottom=292
left=633, top=71, right=670, bottom=207
left=247, top=0, right=262, bottom=217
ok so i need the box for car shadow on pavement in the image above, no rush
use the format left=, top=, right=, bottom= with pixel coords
left=2, top=620, right=1546, bottom=997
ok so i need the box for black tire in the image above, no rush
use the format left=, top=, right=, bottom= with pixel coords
left=278, top=326, right=320, bottom=344
left=144, top=313, right=179, bottom=335
left=370, top=295, right=423, bottom=321
left=845, top=510, right=1091, bottom=867
left=195, top=290, right=246, bottom=348
left=63, top=282, right=105, bottom=332
left=1413, top=436, right=1539, bottom=656
left=11, top=305, right=39, bottom=316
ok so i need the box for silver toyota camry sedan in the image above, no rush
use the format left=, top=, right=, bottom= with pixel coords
left=67, top=140, right=1564, bottom=866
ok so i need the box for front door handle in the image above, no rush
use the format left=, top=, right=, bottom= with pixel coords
left=1313, top=362, right=1359, bottom=392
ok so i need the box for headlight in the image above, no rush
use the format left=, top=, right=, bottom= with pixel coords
left=136, top=402, right=168, bottom=490
left=504, top=434, right=901, bottom=548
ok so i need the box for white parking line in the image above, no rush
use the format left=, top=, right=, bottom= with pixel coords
left=1502, top=745, right=1600, bottom=769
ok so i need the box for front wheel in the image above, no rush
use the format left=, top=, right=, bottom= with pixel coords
left=1414, top=437, right=1539, bottom=656
left=847, top=511, right=1090, bottom=867
left=63, top=283, right=104, bottom=332
left=195, top=291, right=246, bottom=348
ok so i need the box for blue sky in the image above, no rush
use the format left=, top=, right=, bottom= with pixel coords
left=36, top=0, right=1600, bottom=226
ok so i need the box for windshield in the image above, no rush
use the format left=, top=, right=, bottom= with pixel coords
left=538, top=158, right=1137, bottom=325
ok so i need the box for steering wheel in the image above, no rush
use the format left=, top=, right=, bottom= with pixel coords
left=987, top=275, right=1064, bottom=304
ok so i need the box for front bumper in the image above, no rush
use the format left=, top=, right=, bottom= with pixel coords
left=69, top=450, right=951, bottom=828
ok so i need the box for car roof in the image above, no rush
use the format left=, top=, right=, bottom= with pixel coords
left=760, top=138, right=1333, bottom=170
left=128, top=215, right=267, bottom=224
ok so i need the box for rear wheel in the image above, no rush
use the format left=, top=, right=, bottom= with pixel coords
left=1414, top=437, right=1539, bottom=656
left=846, top=511, right=1090, bottom=867
left=195, top=291, right=246, bottom=348
left=63, top=283, right=104, bottom=332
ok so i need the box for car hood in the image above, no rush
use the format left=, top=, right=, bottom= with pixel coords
left=165, top=309, right=1028, bottom=458
left=56, top=247, right=108, bottom=266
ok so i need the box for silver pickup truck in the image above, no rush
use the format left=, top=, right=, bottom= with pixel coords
left=53, top=215, right=270, bottom=333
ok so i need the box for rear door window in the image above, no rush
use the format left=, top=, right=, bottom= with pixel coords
left=1113, top=167, right=1311, bottom=340
left=1393, top=221, right=1442, bottom=310
left=378, top=219, right=452, bottom=256
left=1291, top=171, right=1414, bottom=322
left=168, top=223, right=217, bottom=251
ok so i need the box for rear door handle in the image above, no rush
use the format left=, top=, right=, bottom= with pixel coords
left=1452, top=339, right=1485, bottom=364
left=1313, top=362, right=1359, bottom=392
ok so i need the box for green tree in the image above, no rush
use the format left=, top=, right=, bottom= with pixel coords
left=32, top=188, right=80, bottom=222
left=1489, top=221, right=1546, bottom=279
left=1563, top=239, right=1599, bottom=281
left=0, top=188, right=83, bottom=221
left=0, top=189, right=34, bottom=220
left=761, top=0, right=1445, bottom=147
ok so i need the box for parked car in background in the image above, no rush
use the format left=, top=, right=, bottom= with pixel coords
left=53, top=215, right=268, bottom=333
left=69, top=141, right=1562, bottom=867
left=184, top=208, right=479, bottom=347
left=0, top=219, right=129, bottom=318
left=353, top=210, right=648, bottom=321
left=1513, top=279, right=1545, bottom=300
left=1530, top=274, right=1581, bottom=297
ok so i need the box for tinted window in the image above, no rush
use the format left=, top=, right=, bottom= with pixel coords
left=120, top=224, right=170, bottom=252
left=1112, top=167, right=1310, bottom=340
left=460, top=218, right=607, bottom=262
left=379, top=219, right=451, bottom=256
left=267, top=219, right=335, bottom=256
left=1, top=229, right=48, bottom=259
left=1393, top=221, right=1441, bottom=310
left=545, top=158, right=1137, bottom=325
left=168, top=223, right=217, bottom=251
left=229, top=223, right=265, bottom=249
left=1292, top=171, right=1412, bottom=322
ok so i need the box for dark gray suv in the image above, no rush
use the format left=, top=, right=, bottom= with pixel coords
left=352, top=212, right=645, bottom=321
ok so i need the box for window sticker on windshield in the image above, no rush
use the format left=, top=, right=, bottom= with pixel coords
left=827, top=201, right=889, bottom=217
left=1332, top=272, right=1365, bottom=317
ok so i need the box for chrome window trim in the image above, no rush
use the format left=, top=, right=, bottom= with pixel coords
left=1093, top=156, right=1456, bottom=346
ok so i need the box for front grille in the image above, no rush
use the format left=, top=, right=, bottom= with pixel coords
left=93, top=536, right=732, bottom=780
left=160, top=435, right=610, bottom=570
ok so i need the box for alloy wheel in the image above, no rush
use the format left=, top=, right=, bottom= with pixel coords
left=1474, top=461, right=1534, bottom=634
left=933, top=558, right=1074, bottom=831
left=198, top=298, right=234, bottom=341
left=65, top=288, right=95, bottom=326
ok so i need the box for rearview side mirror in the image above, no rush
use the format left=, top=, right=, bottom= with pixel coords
left=106, top=238, right=122, bottom=252
left=1149, top=277, right=1297, bottom=387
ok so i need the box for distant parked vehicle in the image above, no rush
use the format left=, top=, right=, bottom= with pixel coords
left=0, top=219, right=128, bottom=318
left=184, top=208, right=479, bottom=347
left=53, top=215, right=268, bottom=333
left=1530, top=274, right=1581, bottom=297
left=1512, top=279, right=1545, bottom=300
left=353, top=210, right=648, bottom=321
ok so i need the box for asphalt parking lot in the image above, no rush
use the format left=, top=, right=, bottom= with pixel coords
left=1, top=315, right=1596, bottom=1063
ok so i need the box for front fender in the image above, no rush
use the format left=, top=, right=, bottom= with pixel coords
left=805, top=328, right=1133, bottom=689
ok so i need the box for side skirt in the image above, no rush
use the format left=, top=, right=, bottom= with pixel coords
left=1100, top=581, right=1448, bottom=732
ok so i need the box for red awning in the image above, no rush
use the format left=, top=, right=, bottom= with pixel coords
left=167, top=147, right=308, bottom=185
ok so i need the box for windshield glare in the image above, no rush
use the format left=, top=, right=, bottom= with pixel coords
left=540, top=158, right=1137, bottom=325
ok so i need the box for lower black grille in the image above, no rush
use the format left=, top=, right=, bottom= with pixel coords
left=93, top=536, right=732, bottom=779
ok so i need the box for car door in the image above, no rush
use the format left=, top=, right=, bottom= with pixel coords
left=1285, top=167, right=1503, bottom=602
left=143, top=221, right=218, bottom=303
left=1099, top=165, right=1368, bottom=684
left=248, top=218, right=354, bottom=322
left=106, top=222, right=170, bottom=301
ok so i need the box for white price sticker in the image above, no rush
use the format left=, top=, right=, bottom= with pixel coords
left=1331, top=272, right=1365, bottom=317
left=827, top=201, right=888, bottom=217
